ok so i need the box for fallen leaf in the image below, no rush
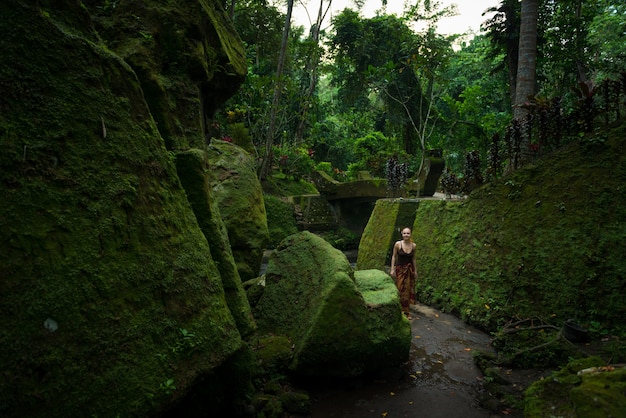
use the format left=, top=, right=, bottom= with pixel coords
left=464, top=348, right=472, bottom=351
left=415, top=335, right=421, bottom=339
left=382, top=413, right=388, bottom=417
left=409, top=401, right=414, bottom=405
left=390, top=392, right=395, bottom=396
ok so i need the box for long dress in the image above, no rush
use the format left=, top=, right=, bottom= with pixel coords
left=395, top=245, right=416, bottom=315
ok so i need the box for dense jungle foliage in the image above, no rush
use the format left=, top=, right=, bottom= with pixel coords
left=223, top=0, right=626, bottom=372
left=215, top=0, right=625, bottom=185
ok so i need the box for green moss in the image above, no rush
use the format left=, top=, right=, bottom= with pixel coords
left=279, top=391, right=311, bottom=415
left=205, top=141, right=269, bottom=282
left=251, top=334, right=295, bottom=378
left=570, top=368, right=626, bottom=417
left=411, top=125, right=626, bottom=334
left=354, top=269, right=399, bottom=307
left=0, top=2, right=246, bottom=416
left=255, top=232, right=410, bottom=377
left=87, top=0, right=247, bottom=151
left=262, top=173, right=319, bottom=196
left=523, top=357, right=626, bottom=418
left=175, top=149, right=256, bottom=338
left=264, top=195, right=299, bottom=247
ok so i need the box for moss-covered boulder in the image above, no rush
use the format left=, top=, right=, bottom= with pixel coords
left=86, top=0, right=247, bottom=151
left=205, top=140, right=269, bottom=281
left=254, top=232, right=411, bottom=377
left=0, top=1, right=249, bottom=417
left=264, top=195, right=299, bottom=248
left=175, top=149, right=256, bottom=337
left=357, top=199, right=421, bottom=270
left=524, top=357, right=626, bottom=417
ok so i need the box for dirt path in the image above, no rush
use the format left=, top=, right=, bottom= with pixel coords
left=306, top=303, right=499, bottom=418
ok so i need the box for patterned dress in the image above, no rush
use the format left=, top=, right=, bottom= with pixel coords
left=394, top=245, right=416, bottom=315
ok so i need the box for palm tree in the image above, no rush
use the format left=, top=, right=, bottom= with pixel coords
left=512, top=0, right=539, bottom=164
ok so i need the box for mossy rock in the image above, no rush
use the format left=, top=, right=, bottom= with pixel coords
left=280, top=390, right=311, bottom=415
left=254, top=232, right=410, bottom=377
left=243, top=276, right=266, bottom=308
left=524, top=357, right=626, bottom=418
left=87, top=0, right=247, bottom=151
left=205, top=140, right=269, bottom=282
left=0, top=2, right=248, bottom=417
left=251, top=334, right=294, bottom=378
left=264, top=195, right=298, bottom=248
left=175, top=148, right=256, bottom=338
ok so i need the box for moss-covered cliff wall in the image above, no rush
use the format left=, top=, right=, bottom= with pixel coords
left=86, top=0, right=247, bottom=151
left=411, top=124, right=626, bottom=333
left=0, top=1, right=252, bottom=416
left=358, top=124, right=626, bottom=336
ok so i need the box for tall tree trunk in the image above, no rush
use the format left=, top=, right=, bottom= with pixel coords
left=294, top=0, right=332, bottom=144
left=512, top=0, right=539, bottom=164
left=259, top=0, right=294, bottom=180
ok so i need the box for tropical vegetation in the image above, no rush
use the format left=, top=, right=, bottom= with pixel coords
left=216, top=0, right=625, bottom=187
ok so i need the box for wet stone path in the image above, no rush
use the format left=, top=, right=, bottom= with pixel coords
left=306, top=303, right=496, bottom=418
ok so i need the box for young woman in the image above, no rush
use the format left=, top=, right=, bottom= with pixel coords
left=390, top=227, right=417, bottom=319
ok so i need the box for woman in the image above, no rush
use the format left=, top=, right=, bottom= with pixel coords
left=390, top=227, right=417, bottom=319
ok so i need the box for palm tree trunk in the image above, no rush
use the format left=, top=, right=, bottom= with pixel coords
left=513, top=0, right=539, bottom=163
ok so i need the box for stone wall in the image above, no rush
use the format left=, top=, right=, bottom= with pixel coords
left=356, top=199, right=421, bottom=270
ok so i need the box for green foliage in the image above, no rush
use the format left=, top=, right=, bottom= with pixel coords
left=315, top=161, right=332, bottom=173
left=308, top=110, right=366, bottom=170
left=586, top=2, right=626, bottom=82
left=350, top=131, right=403, bottom=177
left=271, top=145, right=316, bottom=180
left=315, top=227, right=360, bottom=251
left=172, top=328, right=198, bottom=355
left=261, top=173, right=318, bottom=197
left=439, top=35, right=511, bottom=173
left=158, top=379, right=176, bottom=396
left=327, top=10, right=454, bottom=156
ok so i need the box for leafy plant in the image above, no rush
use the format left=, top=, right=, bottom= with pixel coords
left=172, top=328, right=197, bottom=354
left=159, top=379, right=176, bottom=396
left=272, top=145, right=315, bottom=180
